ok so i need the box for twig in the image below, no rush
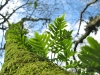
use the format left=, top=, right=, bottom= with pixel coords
left=0, top=0, right=10, bottom=10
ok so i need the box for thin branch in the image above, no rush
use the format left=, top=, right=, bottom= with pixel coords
left=7, top=3, right=29, bottom=21
left=0, top=27, right=7, bottom=30
left=77, top=0, right=98, bottom=35
left=20, top=17, right=50, bottom=29
left=0, top=0, right=10, bottom=10
left=0, top=13, right=8, bottom=24
left=22, top=17, right=50, bottom=22
left=0, top=2, right=29, bottom=25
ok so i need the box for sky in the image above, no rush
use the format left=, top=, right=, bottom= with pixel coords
left=0, top=0, right=100, bottom=72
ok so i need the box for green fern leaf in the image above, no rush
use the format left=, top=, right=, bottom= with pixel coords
left=79, top=36, right=100, bottom=73
left=28, top=31, right=51, bottom=58
left=87, top=36, right=100, bottom=50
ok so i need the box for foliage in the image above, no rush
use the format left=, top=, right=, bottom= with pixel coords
left=46, top=14, right=75, bottom=68
left=78, top=36, right=100, bottom=74
left=2, top=14, right=75, bottom=75
left=26, top=14, right=75, bottom=70
left=8, top=14, right=100, bottom=75
left=28, top=31, right=51, bottom=58
left=6, top=14, right=100, bottom=75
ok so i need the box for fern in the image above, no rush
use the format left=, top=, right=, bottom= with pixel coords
left=78, top=36, right=100, bottom=74
left=27, top=14, right=75, bottom=69
left=46, top=14, right=75, bottom=68
left=28, top=31, right=51, bottom=58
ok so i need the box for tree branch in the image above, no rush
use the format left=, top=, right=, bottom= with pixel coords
left=77, top=0, right=98, bottom=35
left=0, top=2, right=29, bottom=26
left=21, top=17, right=50, bottom=29
left=73, top=14, right=100, bottom=60
left=7, top=3, right=28, bottom=21
left=0, top=13, right=8, bottom=24
left=0, top=0, right=10, bottom=10
left=21, top=17, right=50, bottom=22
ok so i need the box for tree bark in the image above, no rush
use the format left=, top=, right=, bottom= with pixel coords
left=0, top=22, right=73, bottom=75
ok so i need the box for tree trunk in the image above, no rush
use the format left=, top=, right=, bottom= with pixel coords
left=0, top=22, right=73, bottom=75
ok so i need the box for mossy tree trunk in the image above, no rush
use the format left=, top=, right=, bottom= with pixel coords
left=0, top=22, right=73, bottom=75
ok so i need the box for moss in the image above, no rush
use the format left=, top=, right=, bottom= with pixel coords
left=0, top=22, right=75, bottom=75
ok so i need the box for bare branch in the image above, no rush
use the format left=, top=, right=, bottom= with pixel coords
left=0, top=27, right=7, bottom=30
left=77, top=0, right=98, bottom=35
left=21, top=17, right=50, bottom=22
left=0, top=2, right=29, bottom=25
left=73, top=0, right=98, bottom=60
left=0, top=13, right=8, bottom=24
left=21, top=17, right=50, bottom=29
left=0, top=0, right=10, bottom=10
left=7, top=3, right=28, bottom=21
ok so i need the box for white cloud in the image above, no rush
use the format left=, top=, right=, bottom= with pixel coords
left=72, top=21, right=86, bottom=36
left=65, top=22, right=71, bottom=30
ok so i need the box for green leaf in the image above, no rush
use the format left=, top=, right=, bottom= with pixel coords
left=46, top=14, right=73, bottom=66
left=78, top=54, right=90, bottom=65
left=79, top=36, right=100, bottom=73
left=81, top=46, right=100, bottom=58
left=57, top=53, right=66, bottom=61
left=87, top=36, right=100, bottom=50
left=28, top=31, right=51, bottom=58
left=34, top=31, right=40, bottom=39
